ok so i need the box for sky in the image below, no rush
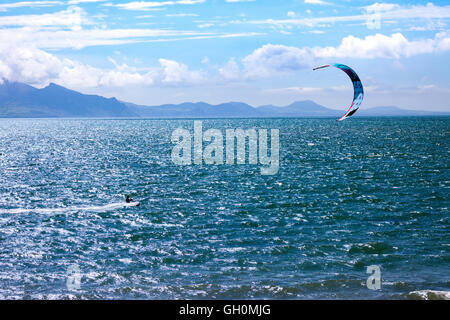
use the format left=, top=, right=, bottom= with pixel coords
left=0, top=0, right=450, bottom=111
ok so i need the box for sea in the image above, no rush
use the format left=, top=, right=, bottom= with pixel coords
left=0, top=117, right=448, bottom=299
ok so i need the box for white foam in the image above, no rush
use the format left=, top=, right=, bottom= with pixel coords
left=0, top=202, right=139, bottom=214
left=408, top=290, right=450, bottom=300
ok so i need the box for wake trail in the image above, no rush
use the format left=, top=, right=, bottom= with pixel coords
left=0, top=202, right=139, bottom=214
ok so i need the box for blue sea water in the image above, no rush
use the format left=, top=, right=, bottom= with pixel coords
left=0, top=117, right=448, bottom=299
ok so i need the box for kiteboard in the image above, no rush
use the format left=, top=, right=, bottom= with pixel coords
left=125, top=201, right=140, bottom=207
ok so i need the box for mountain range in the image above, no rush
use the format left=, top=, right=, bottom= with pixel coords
left=0, top=81, right=448, bottom=118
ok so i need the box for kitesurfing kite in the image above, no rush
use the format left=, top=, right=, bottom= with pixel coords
left=313, top=64, right=364, bottom=121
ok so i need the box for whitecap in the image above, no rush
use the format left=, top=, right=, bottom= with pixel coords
left=408, top=290, right=450, bottom=300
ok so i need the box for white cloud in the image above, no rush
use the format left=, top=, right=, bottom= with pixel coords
left=159, top=58, right=204, bottom=84
left=2, top=26, right=450, bottom=91
left=0, top=28, right=216, bottom=50
left=436, top=32, right=450, bottom=51
left=114, top=0, right=205, bottom=11
left=166, top=13, right=199, bottom=17
left=407, top=19, right=446, bottom=32
left=136, top=14, right=154, bottom=18
left=265, top=87, right=324, bottom=94
left=0, top=7, right=263, bottom=50
left=313, top=33, right=445, bottom=59
left=240, top=3, right=450, bottom=28
left=0, top=1, right=63, bottom=11
left=219, top=58, right=240, bottom=80
left=68, top=0, right=107, bottom=4
left=219, top=32, right=450, bottom=79
left=304, top=0, right=330, bottom=5
left=0, top=6, right=89, bottom=30
left=198, top=23, right=214, bottom=28
left=363, top=3, right=400, bottom=13
left=242, top=44, right=313, bottom=78
left=287, top=11, right=296, bottom=18
left=0, top=46, right=63, bottom=85
left=0, top=43, right=204, bottom=88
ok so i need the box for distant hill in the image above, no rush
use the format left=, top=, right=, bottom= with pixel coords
left=0, top=81, right=448, bottom=118
left=125, top=101, right=260, bottom=118
left=127, top=101, right=448, bottom=118
left=124, top=100, right=345, bottom=118
left=256, top=100, right=342, bottom=117
left=0, top=81, right=135, bottom=117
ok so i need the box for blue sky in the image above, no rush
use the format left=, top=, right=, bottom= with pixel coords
left=0, top=0, right=449, bottom=111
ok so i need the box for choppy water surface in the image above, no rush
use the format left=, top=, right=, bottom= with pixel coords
left=0, top=117, right=448, bottom=299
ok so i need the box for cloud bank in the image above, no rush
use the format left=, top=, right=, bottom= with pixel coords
left=2, top=31, right=450, bottom=88
left=220, top=32, right=450, bottom=79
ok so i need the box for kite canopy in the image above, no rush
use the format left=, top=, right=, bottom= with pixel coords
left=313, top=63, right=364, bottom=121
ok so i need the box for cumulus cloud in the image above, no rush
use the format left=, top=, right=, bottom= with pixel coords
left=159, top=59, right=204, bottom=84
left=0, top=43, right=204, bottom=88
left=313, top=33, right=435, bottom=59
left=436, top=32, right=450, bottom=51
left=242, top=44, right=313, bottom=78
left=1, top=30, right=450, bottom=89
left=0, top=46, right=63, bottom=85
left=219, top=58, right=240, bottom=80
left=314, top=32, right=450, bottom=59
left=218, top=32, right=450, bottom=79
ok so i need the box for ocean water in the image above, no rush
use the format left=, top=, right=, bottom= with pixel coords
left=0, top=117, right=448, bottom=299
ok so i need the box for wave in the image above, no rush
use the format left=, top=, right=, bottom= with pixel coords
left=406, top=290, right=450, bottom=300
left=0, top=202, right=140, bottom=214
